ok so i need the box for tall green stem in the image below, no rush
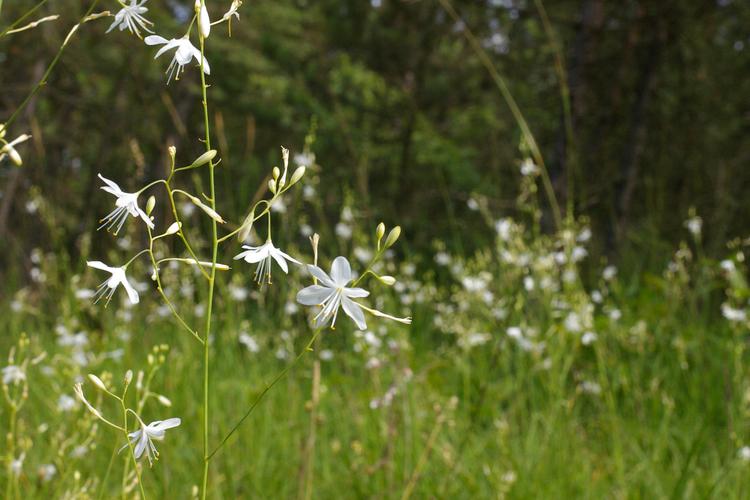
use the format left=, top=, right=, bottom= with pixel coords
left=197, top=10, right=217, bottom=498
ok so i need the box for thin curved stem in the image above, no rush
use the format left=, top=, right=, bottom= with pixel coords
left=3, top=0, right=101, bottom=131
left=436, top=0, right=562, bottom=230
left=0, top=0, right=49, bottom=38
left=208, top=328, right=324, bottom=460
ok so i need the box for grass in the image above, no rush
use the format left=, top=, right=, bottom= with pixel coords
left=2, top=229, right=750, bottom=499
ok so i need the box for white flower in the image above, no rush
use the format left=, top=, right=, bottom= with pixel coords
left=297, top=256, right=370, bottom=330
left=10, top=453, right=24, bottom=477
left=122, top=418, right=181, bottom=466
left=602, top=265, right=617, bottom=281
left=0, top=133, right=31, bottom=166
left=106, top=0, right=153, bottom=38
left=581, top=331, right=598, bottom=345
left=38, top=464, right=56, bottom=482
left=738, top=446, right=750, bottom=462
left=233, top=239, right=301, bottom=284
left=145, top=35, right=210, bottom=83
left=297, top=256, right=412, bottom=331
left=57, top=394, right=77, bottom=412
left=97, top=174, right=154, bottom=234
left=684, top=216, right=702, bottom=237
left=87, top=261, right=140, bottom=305
left=520, top=158, right=539, bottom=176
left=2, top=365, right=25, bottom=385
left=722, top=303, right=747, bottom=322
left=238, top=333, right=259, bottom=353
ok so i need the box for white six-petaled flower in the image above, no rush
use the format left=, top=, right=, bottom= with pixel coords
left=297, top=256, right=412, bottom=330
left=121, top=417, right=181, bottom=466
left=145, top=35, right=210, bottom=83
left=106, top=0, right=153, bottom=38
left=87, top=261, right=140, bottom=305
left=98, top=174, right=154, bottom=234
left=2, top=365, right=25, bottom=385
left=234, top=239, right=300, bottom=284
left=297, top=256, right=370, bottom=330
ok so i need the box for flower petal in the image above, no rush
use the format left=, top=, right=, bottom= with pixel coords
left=152, top=417, right=181, bottom=430
left=341, top=296, right=367, bottom=330
left=297, top=285, right=333, bottom=306
left=307, top=265, right=335, bottom=288
left=330, top=256, right=352, bottom=285
left=144, top=34, right=168, bottom=46
left=121, top=276, right=140, bottom=305
left=87, top=261, right=115, bottom=273
left=344, top=287, right=370, bottom=298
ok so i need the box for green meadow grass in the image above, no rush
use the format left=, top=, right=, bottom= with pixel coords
left=2, top=249, right=749, bottom=499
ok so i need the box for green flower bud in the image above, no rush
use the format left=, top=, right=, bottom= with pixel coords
left=191, top=149, right=217, bottom=168
left=384, top=226, right=401, bottom=248
left=146, top=195, right=156, bottom=216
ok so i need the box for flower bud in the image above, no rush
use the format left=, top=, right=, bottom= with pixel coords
left=124, top=370, right=133, bottom=385
left=190, top=149, right=217, bottom=168
left=384, top=226, right=401, bottom=249
left=272, top=166, right=280, bottom=180
left=289, top=166, right=305, bottom=186
left=8, top=147, right=22, bottom=166
left=195, top=0, right=211, bottom=38
left=165, top=222, right=181, bottom=235
left=168, top=145, right=176, bottom=159
left=146, top=195, right=156, bottom=216
left=188, top=195, right=225, bottom=223
left=87, top=374, right=107, bottom=392
left=378, top=275, right=396, bottom=286
left=268, top=179, right=277, bottom=194
left=157, top=395, right=173, bottom=407
left=376, top=223, right=385, bottom=241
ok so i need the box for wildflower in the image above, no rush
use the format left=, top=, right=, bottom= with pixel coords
left=297, top=256, right=411, bottom=331
left=38, top=464, right=56, bottom=482
left=97, top=174, right=154, bottom=234
left=520, top=158, right=539, bottom=176
left=122, top=417, right=181, bottom=466
left=87, top=261, right=140, bottom=305
left=106, top=0, right=153, bottom=38
left=238, top=333, right=259, bottom=353
left=739, top=446, right=750, bottom=462
left=10, top=453, right=24, bottom=477
left=145, top=35, right=210, bottom=83
left=722, top=303, right=747, bottom=322
left=581, top=331, right=598, bottom=345
left=0, top=133, right=31, bottom=166
left=684, top=216, right=702, bottom=237
left=2, top=365, right=25, bottom=385
left=223, top=0, right=242, bottom=22
left=57, top=394, right=77, bottom=412
left=233, top=239, right=301, bottom=284
left=602, top=265, right=617, bottom=281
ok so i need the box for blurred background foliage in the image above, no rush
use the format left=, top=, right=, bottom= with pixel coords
left=1, top=0, right=749, bottom=280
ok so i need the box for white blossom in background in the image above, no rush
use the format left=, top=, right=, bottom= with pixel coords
left=97, top=174, right=154, bottom=234
left=602, top=265, right=617, bottom=281
left=10, top=453, right=24, bottom=477
left=38, top=464, right=56, bottom=482
left=520, top=158, right=539, bottom=176
left=2, top=365, right=25, bottom=385
left=684, top=215, right=702, bottom=237
left=238, top=333, right=259, bottom=353
left=87, top=261, right=140, bottom=305
left=106, top=0, right=153, bottom=37
left=145, top=35, right=210, bottom=83
left=738, top=446, right=750, bottom=462
left=581, top=331, right=598, bottom=345
left=722, top=303, right=747, bottom=322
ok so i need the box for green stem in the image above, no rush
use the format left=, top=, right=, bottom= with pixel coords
left=208, top=328, right=324, bottom=460
left=197, top=12, right=217, bottom=498
left=436, top=0, right=562, bottom=230
left=120, top=402, right=147, bottom=500
left=3, top=0, right=100, bottom=131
